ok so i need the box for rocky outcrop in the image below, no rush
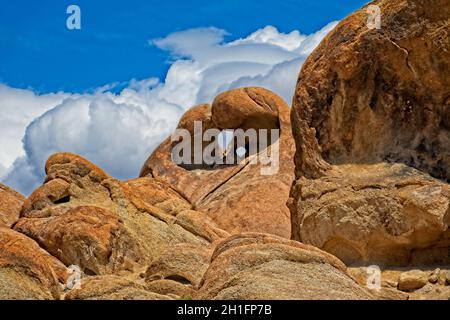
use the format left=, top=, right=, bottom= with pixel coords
left=0, top=227, right=68, bottom=299
left=141, top=87, right=295, bottom=238
left=0, top=183, right=24, bottom=227
left=145, top=243, right=213, bottom=288
left=349, top=265, right=450, bottom=300
left=291, top=163, right=450, bottom=265
left=289, top=0, right=450, bottom=265
left=14, top=153, right=226, bottom=276
left=64, top=275, right=174, bottom=300
left=195, top=233, right=374, bottom=300
left=1, top=0, right=448, bottom=300
left=398, top=270, right=428, bottom=292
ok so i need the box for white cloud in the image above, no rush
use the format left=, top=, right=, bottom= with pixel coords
left=0, top=85, right=69, bottom=169
left=2, top=90, right=183, bottom=195
left=152, top=27, right=229, bottom=59
left=230, top=25, right=306, bottom=51
left=1, top=22, right=337, bottom=195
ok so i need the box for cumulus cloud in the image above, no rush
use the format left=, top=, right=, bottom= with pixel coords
left=3, top=89, right=183, bottom=194
left=230, top=25, right=306, bottom=51
left=151, top=21, right=338, bottom=104
left=1, top=22, right=337, bottom=195
left=0, top=85, right=69, bottom=169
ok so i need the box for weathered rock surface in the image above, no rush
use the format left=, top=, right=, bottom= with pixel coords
left=64, top=275, right=174, bottom=300
left=348, top=266, right=450, bottom=300
left=145, top=243, right=213, bottom=288
left=0, top=183, right=24, bottom=227
left=428, top=268, right=440, bottom=284
left=289, top=0, right=450, bottom=265
left=14, top=153, right=226, bottom=276
left=409, top=284, right=450, bottom=300
left=0, top=227, right=68, bottom=299
left=291, top=162, right=450, bottom=265
left=195, top=233, right=374, bottom=300
left=141, top=87, right=295, bottom=238
left=398, top=270, right=428, bottom=292
left=145, top=279, right=195, bottom=298
left=1, top=0, right=448, bottom=301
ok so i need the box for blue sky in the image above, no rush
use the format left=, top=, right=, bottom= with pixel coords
left=0, top=0, right=368, bottom=93
left=1, top=0, right=371, bottom=194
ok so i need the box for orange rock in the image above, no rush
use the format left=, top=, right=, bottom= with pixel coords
left=125, top=177, right=192, bottom=216
left=15, top=206, right=122, bottom=275
left=0, top=227, right=68, bottom=299
left=211, top=88, right=280, bottom=131
left=0, top=183, right=24, bottom=227
left=140, top=87, right=295, bottom=238
left=290, top=0, right=450, bottom=180
left=289, top=0, right=450, bottom=265
left=64, top=275, right=174, bottom=300
left=14, top=152, right=225, bottom=276
left=195, top=233, right=374, bottom=300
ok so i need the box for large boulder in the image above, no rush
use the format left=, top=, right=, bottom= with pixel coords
left=291, top=163, right=450, bottom=265
left=14, top=153, right=227, bottom=276
left=194, top=233, right=375, bottom=300
left=0, top=183, right=24, bottom=227
left=140, top=87, right=295, bottom=238
left=289, top=0, right=450, bottom=265
left=398, top=270, right=428, bottom=292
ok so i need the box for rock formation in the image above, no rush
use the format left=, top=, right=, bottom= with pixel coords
left=140, top=87, right=295, bottom=238
left=0, top=227, right=68, bottom=299
left=195, top=233, right=374, bottom=300
left=14, top=153, right=226, bottom=277
left=0, top=151, right=381, bottom=300
left=64, top=275, right=174, bottom=300
left=289, top=0, right=450, bottom=266
left=0, top=183, right=24, bottom=227
left=0, top=0, right=449, bottom=301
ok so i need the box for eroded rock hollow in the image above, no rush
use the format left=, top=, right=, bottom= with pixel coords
left=140, top=87, right=296, bottom=238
